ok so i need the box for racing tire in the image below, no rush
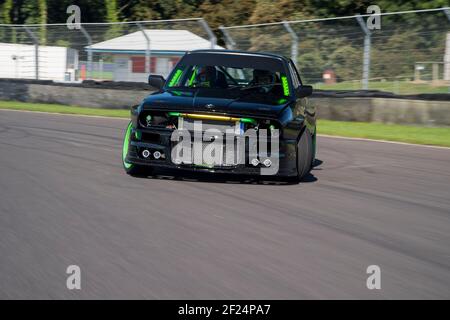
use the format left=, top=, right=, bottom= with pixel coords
left=296, top=129, right=314, bottom=181
left=122, top=121, right=149, bottom=176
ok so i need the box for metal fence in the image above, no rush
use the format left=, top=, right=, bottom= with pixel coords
left=0, top=8, right=449, bottom=94
left=0, top=18, right=216, bottom=82
left=220, top=8, right=450, bottom=94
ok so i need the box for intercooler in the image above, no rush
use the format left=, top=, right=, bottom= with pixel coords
left=174, top=117, right=244, bottom=167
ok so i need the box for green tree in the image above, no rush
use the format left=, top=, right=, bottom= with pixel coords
left=105, top=0, right=122, bottom=39
left=0, top=0, right=14, bottom=42
left=105, top=0, right=120, bottom=22
left=1, top=0, right=13, bottom=24
left=38, top=0, right=47, bottom=44
left=199, top=0, right=256, bottom=28
left=297, top=52, right=325, bottom=83
left=10, top=0, right=47, bottom=44
left=248, top=0, right=312, bottom=24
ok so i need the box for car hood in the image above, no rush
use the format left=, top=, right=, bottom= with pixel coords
left=140, top=88, right=291, bottom=118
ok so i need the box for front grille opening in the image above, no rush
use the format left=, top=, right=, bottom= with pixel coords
left=141, top=132, right=160, bottom=143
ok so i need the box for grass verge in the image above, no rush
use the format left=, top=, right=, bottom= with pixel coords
left=0, top=100, right=129, bottom=118
left=318, top=120, right=450, bottom=147
left=1, top=100, right=449, bottom=148
left=314, top=81, right=449, bottom=94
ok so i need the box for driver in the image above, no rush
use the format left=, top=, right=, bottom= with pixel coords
left=250, top=69, right=278, bottom=93
left=195, top=66, right=218, bottom=88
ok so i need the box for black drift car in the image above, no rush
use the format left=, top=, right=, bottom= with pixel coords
left=122, top=50, right=316, bottom=181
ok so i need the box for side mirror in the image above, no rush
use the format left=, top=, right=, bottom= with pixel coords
left=130, top=104, right=139, bottom=115
left=296, top=85, right=313, bottom=98
left=148, top=74, right=165, bottom=90
left=130, top=105, right=139, bottom=127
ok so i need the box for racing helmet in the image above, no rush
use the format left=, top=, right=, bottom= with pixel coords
left=195, top=66, right=218, bottom=87
left=252, top=69, right=276, bottom=86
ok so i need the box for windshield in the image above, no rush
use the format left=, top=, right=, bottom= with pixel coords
left=164, top=53, right=291, bottom=99
left=166, top=65, right=289, bottom=98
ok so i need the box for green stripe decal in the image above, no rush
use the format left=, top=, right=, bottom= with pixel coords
left=240, top=117, right=257, bottom=125
left=281, top=76, right=290, bottom=96
left=122, top=121, right=133, bottom=169
left=188, top=67, right=197, bottom=86
left=168, top=69, right=183, bottom=87
left=135, top=131, right=141, bottom=140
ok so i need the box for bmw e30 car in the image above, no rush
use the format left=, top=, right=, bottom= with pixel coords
left=122, top=50, right=316, bottom=181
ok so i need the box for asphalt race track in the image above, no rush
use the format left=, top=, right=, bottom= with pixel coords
left=0, top=109, right=449, bottom=299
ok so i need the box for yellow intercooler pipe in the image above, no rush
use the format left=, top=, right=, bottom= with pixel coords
left=180, top=113, right=241, bottom=122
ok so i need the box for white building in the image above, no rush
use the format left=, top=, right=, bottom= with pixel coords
left=444, top=32, right=450, bottom=81
left=88, top=29, right=223, bottom=82
left=0, top=43, right=78, bottom=81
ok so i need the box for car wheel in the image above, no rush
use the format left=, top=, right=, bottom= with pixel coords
left=296, top=129, right=313, bottom=181
left=122, top=121, right=148, bottom=176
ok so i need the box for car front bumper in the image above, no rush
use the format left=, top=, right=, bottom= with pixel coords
left=125, top=127, right=298, bottom=177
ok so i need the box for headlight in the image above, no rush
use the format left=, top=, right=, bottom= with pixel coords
left=138, top=111, right=174, bottom=128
